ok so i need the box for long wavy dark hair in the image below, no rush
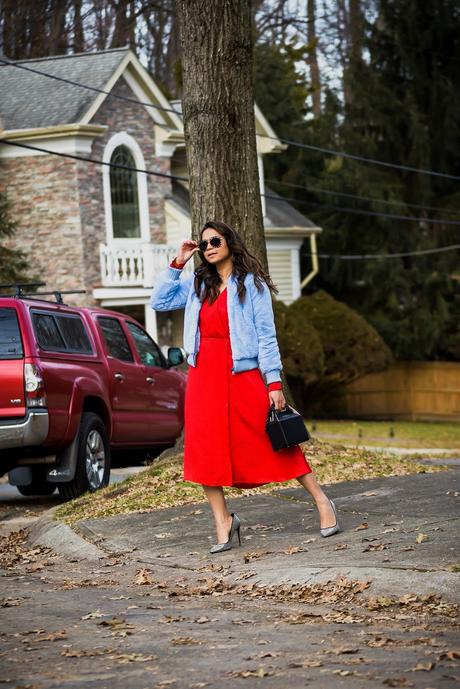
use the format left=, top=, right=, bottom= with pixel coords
left=193, top=221, right=279, bottom=305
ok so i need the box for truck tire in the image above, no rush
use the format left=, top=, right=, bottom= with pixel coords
left=58, top=412, right=110, bottom=501
left=17, top=480, right=56, bottom=496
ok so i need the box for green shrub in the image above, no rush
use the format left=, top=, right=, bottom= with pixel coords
left=289, top=290, right=393, bottom=384
left=273, top=298, right=324, bottom=385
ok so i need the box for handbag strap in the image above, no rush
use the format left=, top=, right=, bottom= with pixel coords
left=267, top=404, right=293, bottom=446
left=268, top=403, right=293, bottom=424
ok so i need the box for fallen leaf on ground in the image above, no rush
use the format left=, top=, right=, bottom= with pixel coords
left=226, top=667, right=273, bottom=678
left=382, top=677, right=414, bottom=687
left=333, top=646, right=360, bottom=654
left=363, top=542, right=388, bottom=551
left=366, top=636, right=397, bottom=647
left=332, top=669, right=353, bottom=676
left=109, top=652, right=156, bottom=663
left=134, top=568, right=153, bottom=585
left=416, top=533, right=429, bottom=543
left=243, top=551, right=271, bottom=562
left=25, top=630, right=67, bottom=643
left=283, top=612, right=325, bottom=624
left=288, top=659, right=323, bottom=668
left=170, top=636, right=202, bottom=646
left=405, top=661, right=435, bottom=671
left=61, top=647, right=116, bottom=657
left=0, top=597, right=24, bottom=607
left=438, top=649, right=460, bottom=661
left=159, top=615, right=187, bottom=624
left=97, top=617, right=135, bottom=636
left=81, top=610, right=105, bottom=620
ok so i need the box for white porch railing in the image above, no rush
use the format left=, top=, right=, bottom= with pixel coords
left=99, top=242, right=194, bottom=287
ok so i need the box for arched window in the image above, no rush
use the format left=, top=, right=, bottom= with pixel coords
left=109, top=145, right=141, bottom=239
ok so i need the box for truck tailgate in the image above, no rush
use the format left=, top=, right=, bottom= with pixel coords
left=0, top=307, right=26, bottom=418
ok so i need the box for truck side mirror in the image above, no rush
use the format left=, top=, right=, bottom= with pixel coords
left=167, top=347, right=185, bottom=367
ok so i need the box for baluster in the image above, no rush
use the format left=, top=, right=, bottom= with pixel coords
left=119, top=254, right=127, bottom=283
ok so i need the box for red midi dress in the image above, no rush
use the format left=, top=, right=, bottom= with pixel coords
left=183, top=287, right=312, bottom=488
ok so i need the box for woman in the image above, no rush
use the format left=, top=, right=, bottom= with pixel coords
left=151, top=220, right=340, bottom=554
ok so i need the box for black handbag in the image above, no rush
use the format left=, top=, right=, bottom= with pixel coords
left=265, top=403, right=310, bottom=451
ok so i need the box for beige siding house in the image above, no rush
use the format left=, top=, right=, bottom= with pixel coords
left=0, top=48, right=322, bottom=352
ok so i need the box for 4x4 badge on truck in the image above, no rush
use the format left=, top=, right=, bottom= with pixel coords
left=10, top=399, right=22, bottom=404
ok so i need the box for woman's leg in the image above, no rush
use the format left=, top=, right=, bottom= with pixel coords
left=202, top=485, right=234, bottom=543
left=296, top=472, right=337, bottom=529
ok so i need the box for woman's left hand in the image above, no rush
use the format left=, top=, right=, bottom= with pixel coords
left=269, top=389, right=287, bottom=411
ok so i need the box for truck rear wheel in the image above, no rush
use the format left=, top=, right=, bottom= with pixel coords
left=58, top=412, right=110, bottom=501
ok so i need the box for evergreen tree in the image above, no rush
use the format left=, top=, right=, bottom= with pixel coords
left=0, top=192, right=30, bottom=284
left=254, top=1, right=460, bottom=361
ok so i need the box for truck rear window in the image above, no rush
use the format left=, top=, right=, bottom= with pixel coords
left=0, top=308, right=23, bottom=359
left=32, top=312, right=93, bottom=354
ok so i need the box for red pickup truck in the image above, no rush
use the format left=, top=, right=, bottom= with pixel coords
left=0, top=287, right=187, bottom=500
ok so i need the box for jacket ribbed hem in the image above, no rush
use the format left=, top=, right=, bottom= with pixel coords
left=167, top=266, right=183, bottom=279
left=264, top=369, right=282, bottom=384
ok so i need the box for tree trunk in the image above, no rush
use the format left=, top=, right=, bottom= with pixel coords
left=72, top=0, right=85, bottom=53
left=110, top=0, right=136, bottom=48
left=307, top=0, right=321, bottom=117
left=49, top=0, right=69, bottom=56
left=176, top=0, right=266, bottom=268
left=342, top=0, right=364, bottom=107
left=160, top=0, right=297, bottom=461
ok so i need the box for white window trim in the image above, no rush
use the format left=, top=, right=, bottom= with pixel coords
left=103, top=132, right=150, bottom=244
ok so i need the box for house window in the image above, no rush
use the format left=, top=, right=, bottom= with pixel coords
left=110, top=145, right=141, bottom=239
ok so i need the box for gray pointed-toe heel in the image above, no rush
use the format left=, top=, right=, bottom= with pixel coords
left=320, top=498, right=340, bottom=538
left=210, top=512, right=242, bottom=554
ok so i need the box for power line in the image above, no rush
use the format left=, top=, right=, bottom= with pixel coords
left=312, top=244, right=460, bottom=260
left=0, top=57, right=179, bottom=119
left=3, top=56, right=460, bottom=185
left=2, top=139, right=459, bottom=227
left=258, top=134, right=460, bottom=182
left=0, top=139, right=187, bottom=182
left=2, top=140, right=458, bottom=261
left=265, top=178, right=460, bottom=217
left=263, top=193, right=460, bottom=227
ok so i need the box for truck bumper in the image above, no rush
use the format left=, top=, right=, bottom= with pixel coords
left=0, top=410, right=49, bottom=449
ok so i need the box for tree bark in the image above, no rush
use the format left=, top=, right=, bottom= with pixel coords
left=342, top=0, right=364, bottom=107
left=72, top=0, right=85, bottom=53
left=176, top=0, right=266, bottom=269
left=307, top=0, right=321, bottom=117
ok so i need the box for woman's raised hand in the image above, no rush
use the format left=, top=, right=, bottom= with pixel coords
left=177, top=239, right=201, bottom=264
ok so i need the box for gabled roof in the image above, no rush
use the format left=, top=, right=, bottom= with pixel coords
left=0, top=48, right=183, bottom=134
left=0, top=49, right=129, bottom=130
left=263, top=187, right=318, bottom=228
left=169, top=181, right=319, bottom=231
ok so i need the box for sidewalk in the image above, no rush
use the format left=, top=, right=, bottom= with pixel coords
left=29, top=467, right=460, bottom=603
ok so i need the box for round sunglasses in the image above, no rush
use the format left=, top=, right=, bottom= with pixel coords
left=198, top=235, right=222, bottom=252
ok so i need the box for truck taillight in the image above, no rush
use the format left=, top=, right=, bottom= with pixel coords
left=24, top=363, right=47, bottom=408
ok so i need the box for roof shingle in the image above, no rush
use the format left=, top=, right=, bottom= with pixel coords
left=0, top=48, right=129, bottom=131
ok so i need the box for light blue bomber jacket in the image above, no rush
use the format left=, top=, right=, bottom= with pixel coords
left=150, top=266, right=283, bottom=384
